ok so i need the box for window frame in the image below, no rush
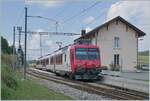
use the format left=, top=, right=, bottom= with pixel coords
left=114, top=54, right=119, bottom=65
left=114, top=37, right=120, bottom=48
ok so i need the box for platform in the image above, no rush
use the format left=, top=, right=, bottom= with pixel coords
left=99, top=70, right=149, bottom=93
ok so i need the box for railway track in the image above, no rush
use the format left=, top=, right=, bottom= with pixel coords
left=27, top=68, right=149, bottom=100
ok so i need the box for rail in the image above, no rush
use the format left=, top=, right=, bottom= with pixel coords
left=27, top=68, right=149, bottom=100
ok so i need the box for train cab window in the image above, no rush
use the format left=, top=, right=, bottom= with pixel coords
left=76, top=48, right=100, bottom=60
left=76, top=48, right=88, bottom=60
left=88, top=48, right=100, bottom=60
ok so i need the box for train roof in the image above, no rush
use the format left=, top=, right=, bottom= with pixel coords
left=37, top=43, right=99, bottom=60
left=37, top=44, right=72, bottom=60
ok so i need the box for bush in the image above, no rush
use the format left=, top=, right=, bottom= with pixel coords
left=1, top=63, right=18, bottom=90
left=134, top=64, right=142, bottom=70
left=1, top=81, right=15, bottom=100
left=101, top=66, right=108, bottom=70
left=1, top=54, right=72, bottom=100
left=1, top=54, right=13, bottom=66
left=109, top=63, right=120, bottom=71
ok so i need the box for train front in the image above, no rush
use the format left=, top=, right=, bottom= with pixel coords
left=71, top=45, right=101, bottom=80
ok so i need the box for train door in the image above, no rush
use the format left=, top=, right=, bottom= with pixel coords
left=70, top=49, right=74, bottom=72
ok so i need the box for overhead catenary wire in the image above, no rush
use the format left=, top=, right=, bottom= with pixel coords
left=81, top=7, right=108, bottom=30
left=61, top=1, right=102, bottom=25
left=80, top=3, right=120, bottom=31
left=22, top=1, right=107, bottom=61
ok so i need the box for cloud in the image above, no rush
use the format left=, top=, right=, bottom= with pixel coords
left=85, top=27, right=92, bottom=32
left=27, top=28, right=59, bottom=60
left=83, top=16, right=95, bottom=24
left=107, top=1, right=150, bottom=21
left=25, top=0, right=64, bottom=8
left=45, top=40, right=57, bottom=49
left=107, top=1, right=150, bottom=51
left=28, top=29, right=43, bottom=49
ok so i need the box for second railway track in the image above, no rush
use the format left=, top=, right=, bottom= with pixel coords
left=27, top=68, right=149, bottom=100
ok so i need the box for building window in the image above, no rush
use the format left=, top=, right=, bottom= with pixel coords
left=114, top=37, right=120, bottom=48
left=114, top=54, right=119, bottom=65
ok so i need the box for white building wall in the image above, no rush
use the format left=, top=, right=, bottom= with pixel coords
left=91, top=20, right=137, bottom=71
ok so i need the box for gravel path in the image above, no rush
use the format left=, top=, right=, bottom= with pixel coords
left=27, top=74, right=112, bottom=100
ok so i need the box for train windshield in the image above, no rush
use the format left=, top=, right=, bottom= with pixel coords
left=76, top=48, right=88, bottom=60
left=76, top=48, right=100, bottom=60
left=88, top=48, right=100, bottom=60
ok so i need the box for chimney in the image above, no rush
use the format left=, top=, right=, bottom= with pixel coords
left=81, top=29, right=86, bottom=36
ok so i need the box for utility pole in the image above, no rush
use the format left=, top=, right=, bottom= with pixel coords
left=56, top=21, right=58, bottom=34
left=13, top=26, right=16, bottom=70
left=54, top=22, right=58, bottom=73
left=17, top=27, right=22, bottom=46
left=40, top=34, right=42, bottom=58
left=17, top=26, right=22, bottom=68
left=24, top=7, right=27, bottom=79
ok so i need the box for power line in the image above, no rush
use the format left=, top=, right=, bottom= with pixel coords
left=21, top=31, right=80, bottom=36
left=61, top=1, right=102, bottom=25
left=52, top=5, right=68, bottom=19
left=82, top=8, right=107, bottom=29
left=81, top=4, right=119, bottom=31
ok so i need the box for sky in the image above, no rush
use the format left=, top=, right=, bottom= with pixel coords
left=1, top=0, right=150, bottom=60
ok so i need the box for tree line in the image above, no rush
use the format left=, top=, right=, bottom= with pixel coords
left=1, top=36, right=15, bottom=54
left=1, top=36, right=24, bottom=68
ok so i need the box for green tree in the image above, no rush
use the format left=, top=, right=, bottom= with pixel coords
left=1, top=36, right=9, bottom=54
left=1, top=36, right=14, bottom=54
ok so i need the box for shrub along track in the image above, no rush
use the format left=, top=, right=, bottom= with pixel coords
left=27, top=68, right=149, bottom=100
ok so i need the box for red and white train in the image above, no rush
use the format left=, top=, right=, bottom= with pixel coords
left=36, top=43, right=101, bottom=80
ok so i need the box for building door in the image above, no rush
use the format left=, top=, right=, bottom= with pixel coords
left=114, top=54, right=119, bottom=65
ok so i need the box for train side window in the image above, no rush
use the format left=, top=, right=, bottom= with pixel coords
left=51, top=56, right=54, bottom=65
left=46, top=58, right=49, bottom=65
left=55, top=54, right=63, bottom=65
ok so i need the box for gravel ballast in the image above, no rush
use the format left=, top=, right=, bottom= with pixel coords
left=27, top=74, right=112, bottom=100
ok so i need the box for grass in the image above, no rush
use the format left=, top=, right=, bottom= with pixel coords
left=1, top=54, right=73, bottom=100
left=2, top=76, right=73, bottom=100
left=138, top=55, right=149, bottom=65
